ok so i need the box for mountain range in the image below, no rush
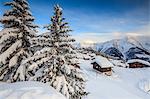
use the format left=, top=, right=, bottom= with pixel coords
left=79, top=36, right=150, bottom=62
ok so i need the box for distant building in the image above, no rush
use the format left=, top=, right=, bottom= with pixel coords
left=91, top=55, right=113, bottom=76
left=127, top=59, right=150, bottom=68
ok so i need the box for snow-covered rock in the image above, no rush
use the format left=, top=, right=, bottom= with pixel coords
left=139, top=79, right=150, bottom=94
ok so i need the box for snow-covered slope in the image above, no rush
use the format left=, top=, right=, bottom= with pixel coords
left=0, top=81, right=66, bottom=99
left=128, top=36, right=150, bottom=52
left=94, top=36, right=150, bottom=60
left=79, top=59, right=150, bottom=99
left=95, top=36, right=150, bottom=52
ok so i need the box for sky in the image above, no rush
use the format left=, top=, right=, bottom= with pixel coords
left=0, top=0, right=150, bottom=43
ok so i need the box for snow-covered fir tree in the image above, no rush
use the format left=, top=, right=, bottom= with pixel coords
left=30, top=32, right=53, bottom=53
left=16, top=4, right=87, bottom=99
left=0, top=0, right=37, bottom=82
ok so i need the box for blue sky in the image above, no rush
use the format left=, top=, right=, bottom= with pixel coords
left=0, top=0, right=150, bottom=43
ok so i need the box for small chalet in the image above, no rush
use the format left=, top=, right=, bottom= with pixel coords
left=127, top=59, right=150, bottom=68
left=91, top=56, right=113, bottom=76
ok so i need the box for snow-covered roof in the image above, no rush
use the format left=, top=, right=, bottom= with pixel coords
left=92, top=55, right=114, bottom=68
left=127, top=59, right=150, bottom=66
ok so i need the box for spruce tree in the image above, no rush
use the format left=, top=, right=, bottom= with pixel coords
left=31, top=32, right=53, bottom=53
left=0, top=0, right=37, bottom=82
left=16, top=4, right=87, bottom=99
left=45, top=5, right=87, bottom=98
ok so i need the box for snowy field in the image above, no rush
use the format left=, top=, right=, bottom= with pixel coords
left=80, top=60, right=150, bottom=99
left=0, top=81, right=66, bottom=99
left=0, top=59, right=150, bottom=99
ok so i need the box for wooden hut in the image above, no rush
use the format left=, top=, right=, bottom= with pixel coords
left=91, top=56, right=113, bottom=76
left=127, top=59, right=150, bottom=68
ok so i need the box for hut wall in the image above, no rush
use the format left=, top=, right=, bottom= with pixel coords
left=129, top=62, right=144, bottom=68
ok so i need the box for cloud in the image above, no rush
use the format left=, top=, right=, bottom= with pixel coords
left=73, top=23, right=150, bottom=43
left=65, top=6, right=149, bottom=36
left=134, top=24, right=150, bottom=35
left=70, top=6, right=150, bottom=43
left=73, top=32, right=116, bottom=43
left=0, top=0, right=149, bottom=42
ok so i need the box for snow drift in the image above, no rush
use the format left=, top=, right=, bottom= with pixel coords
left=0, top=81, right=66, bottom=99
left=139, top=79, right=150, bottom=94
